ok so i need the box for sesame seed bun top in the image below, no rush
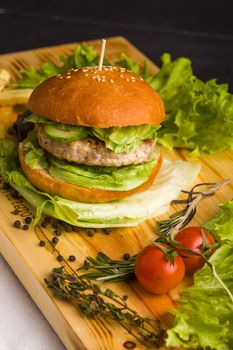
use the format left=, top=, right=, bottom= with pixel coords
left=28, top=66, right=165, bottom=128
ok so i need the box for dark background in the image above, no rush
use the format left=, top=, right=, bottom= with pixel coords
left=0, top=0, right=232, bottom=90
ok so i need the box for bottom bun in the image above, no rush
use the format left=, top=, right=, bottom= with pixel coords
left=19, top=149, right=162, bottom=203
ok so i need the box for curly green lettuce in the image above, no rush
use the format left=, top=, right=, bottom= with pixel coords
left=153, top=53, right=233, bottom=156
left=166, top=199, right=233, bottom=350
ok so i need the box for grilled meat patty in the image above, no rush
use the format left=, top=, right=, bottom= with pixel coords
left=36, top=124, right=156, bottom=167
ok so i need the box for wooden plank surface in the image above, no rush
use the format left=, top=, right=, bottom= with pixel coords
left=0, top=36, right=232, bottom=350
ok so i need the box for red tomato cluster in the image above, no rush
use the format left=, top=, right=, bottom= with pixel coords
left=134, top=227, right=215, bottom=295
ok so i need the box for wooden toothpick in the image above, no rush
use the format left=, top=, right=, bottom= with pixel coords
left=98, top=39, right=106, bottom=70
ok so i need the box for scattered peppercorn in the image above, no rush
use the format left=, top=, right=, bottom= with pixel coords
left=57, top=255, right=64, bottom=262
left=22, top=224, right=29, bottom=230
left=122, top=295, right=128, bottom=301
left=40, top=221, right=48, bottom=228
left=87, top=229, right=95, bottom=237
left=102, top=228, right=112, bottom=235
left=68, top=255, right=76, bottom=262
left=39, top=240, right=46, bottom=247
left=52, top=237, right=59, bottom=245
left=13, top=220, right=21, bottom=229
left=24, top=216, right=32, bottom=224
left=123, top=253, right=130, bottom=260
left=54, top=228, right=62, bottom=236
left=52, top=221, right=59, bottom=229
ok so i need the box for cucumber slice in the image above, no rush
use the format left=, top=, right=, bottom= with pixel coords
left=43, top=123, right=89, bottom=143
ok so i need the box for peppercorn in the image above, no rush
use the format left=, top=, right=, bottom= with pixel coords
left=87, top=229, right=95, bottom=237
left=52, top=221, right=59, bottom=229
left=13, top=220, right=21, bottom=229
left=57, top=255, right=64, bottom=262
left=24, top=216, right=32, bottom=224
left=123, top=253, right=130, bottom=260
left=22, top=224, right=29, bottom=230
left=68, top=255, right=76, bottom=262
left=54, top=229, right=62, bottom=236
left=39, top=240, right=46, bottom=247
left=102, top=228, right=112, bottom=235
left=40, top=221, right=48, bottom=228
left=52, top=237, right=59, bottom=245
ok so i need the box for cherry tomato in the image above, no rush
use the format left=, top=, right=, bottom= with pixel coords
left=175, top=227, right=215, bottom=275
left=134, top=244, right=185, bottom=294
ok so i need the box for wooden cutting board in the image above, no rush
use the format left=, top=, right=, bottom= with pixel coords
left=0, top=36, right=232, bottom=350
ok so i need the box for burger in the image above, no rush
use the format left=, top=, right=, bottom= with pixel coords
left=18, top=66, right=165, bottom=204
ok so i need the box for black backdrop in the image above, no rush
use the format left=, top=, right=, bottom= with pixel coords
left=0, top=0, right=232, bottom=89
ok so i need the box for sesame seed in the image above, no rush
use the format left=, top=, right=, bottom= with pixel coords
left=82, top=69, right=88, bottom=72
left=110, top=79, right=114, bottom=83
left=120, top=74, right=124, bottom=78
left=85, top=73, right=89, bottom=76
left=57, top=74, right=61, bottom=77
left=74, top=69, right=78, bottom=72
left=140, top=77, right=143, bottom=81
left=66, top=76, right=71, bottom=79
left=126, top=78, right=130, bottom=82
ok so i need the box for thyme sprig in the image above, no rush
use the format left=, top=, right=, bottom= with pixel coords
left=77, top=180, right=229, bottom=282
left=45, top=267, right=164, bottom=347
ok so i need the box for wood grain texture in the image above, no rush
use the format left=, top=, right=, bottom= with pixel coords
left=0, top=36, right=232, bottom=350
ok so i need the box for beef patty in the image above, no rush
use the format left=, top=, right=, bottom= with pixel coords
left=36, top=124, right=156, bottom=167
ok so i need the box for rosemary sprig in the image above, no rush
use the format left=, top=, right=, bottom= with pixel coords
left=77, top=181, right=229, bottom=282
left=77, top=252, right=136, bottom=282
left=45, top=267, right=164, bottom=347
left=157, top=180, right=229, bottom=238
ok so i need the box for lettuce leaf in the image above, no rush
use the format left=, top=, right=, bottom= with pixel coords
left=21, top=138, right=158, bottom=191
left=0, top=140, right=200, bottom=228
left=48, top=155, right=157, bottom=191
left=154, top=53, right=233, bottom=156
left=166, top=199, right=233, bottom=349
left=204, top=200, right=233, bottom=242
left=166, top=244, right=233, bottom=350
left=26, top=114, right=159, bottom=153
left=14, top=45, right=110, bottom=89
left=91, top=124, right=159, bottom=153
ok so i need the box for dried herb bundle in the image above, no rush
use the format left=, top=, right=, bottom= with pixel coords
left=45, top=267, right=164, bottom=347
